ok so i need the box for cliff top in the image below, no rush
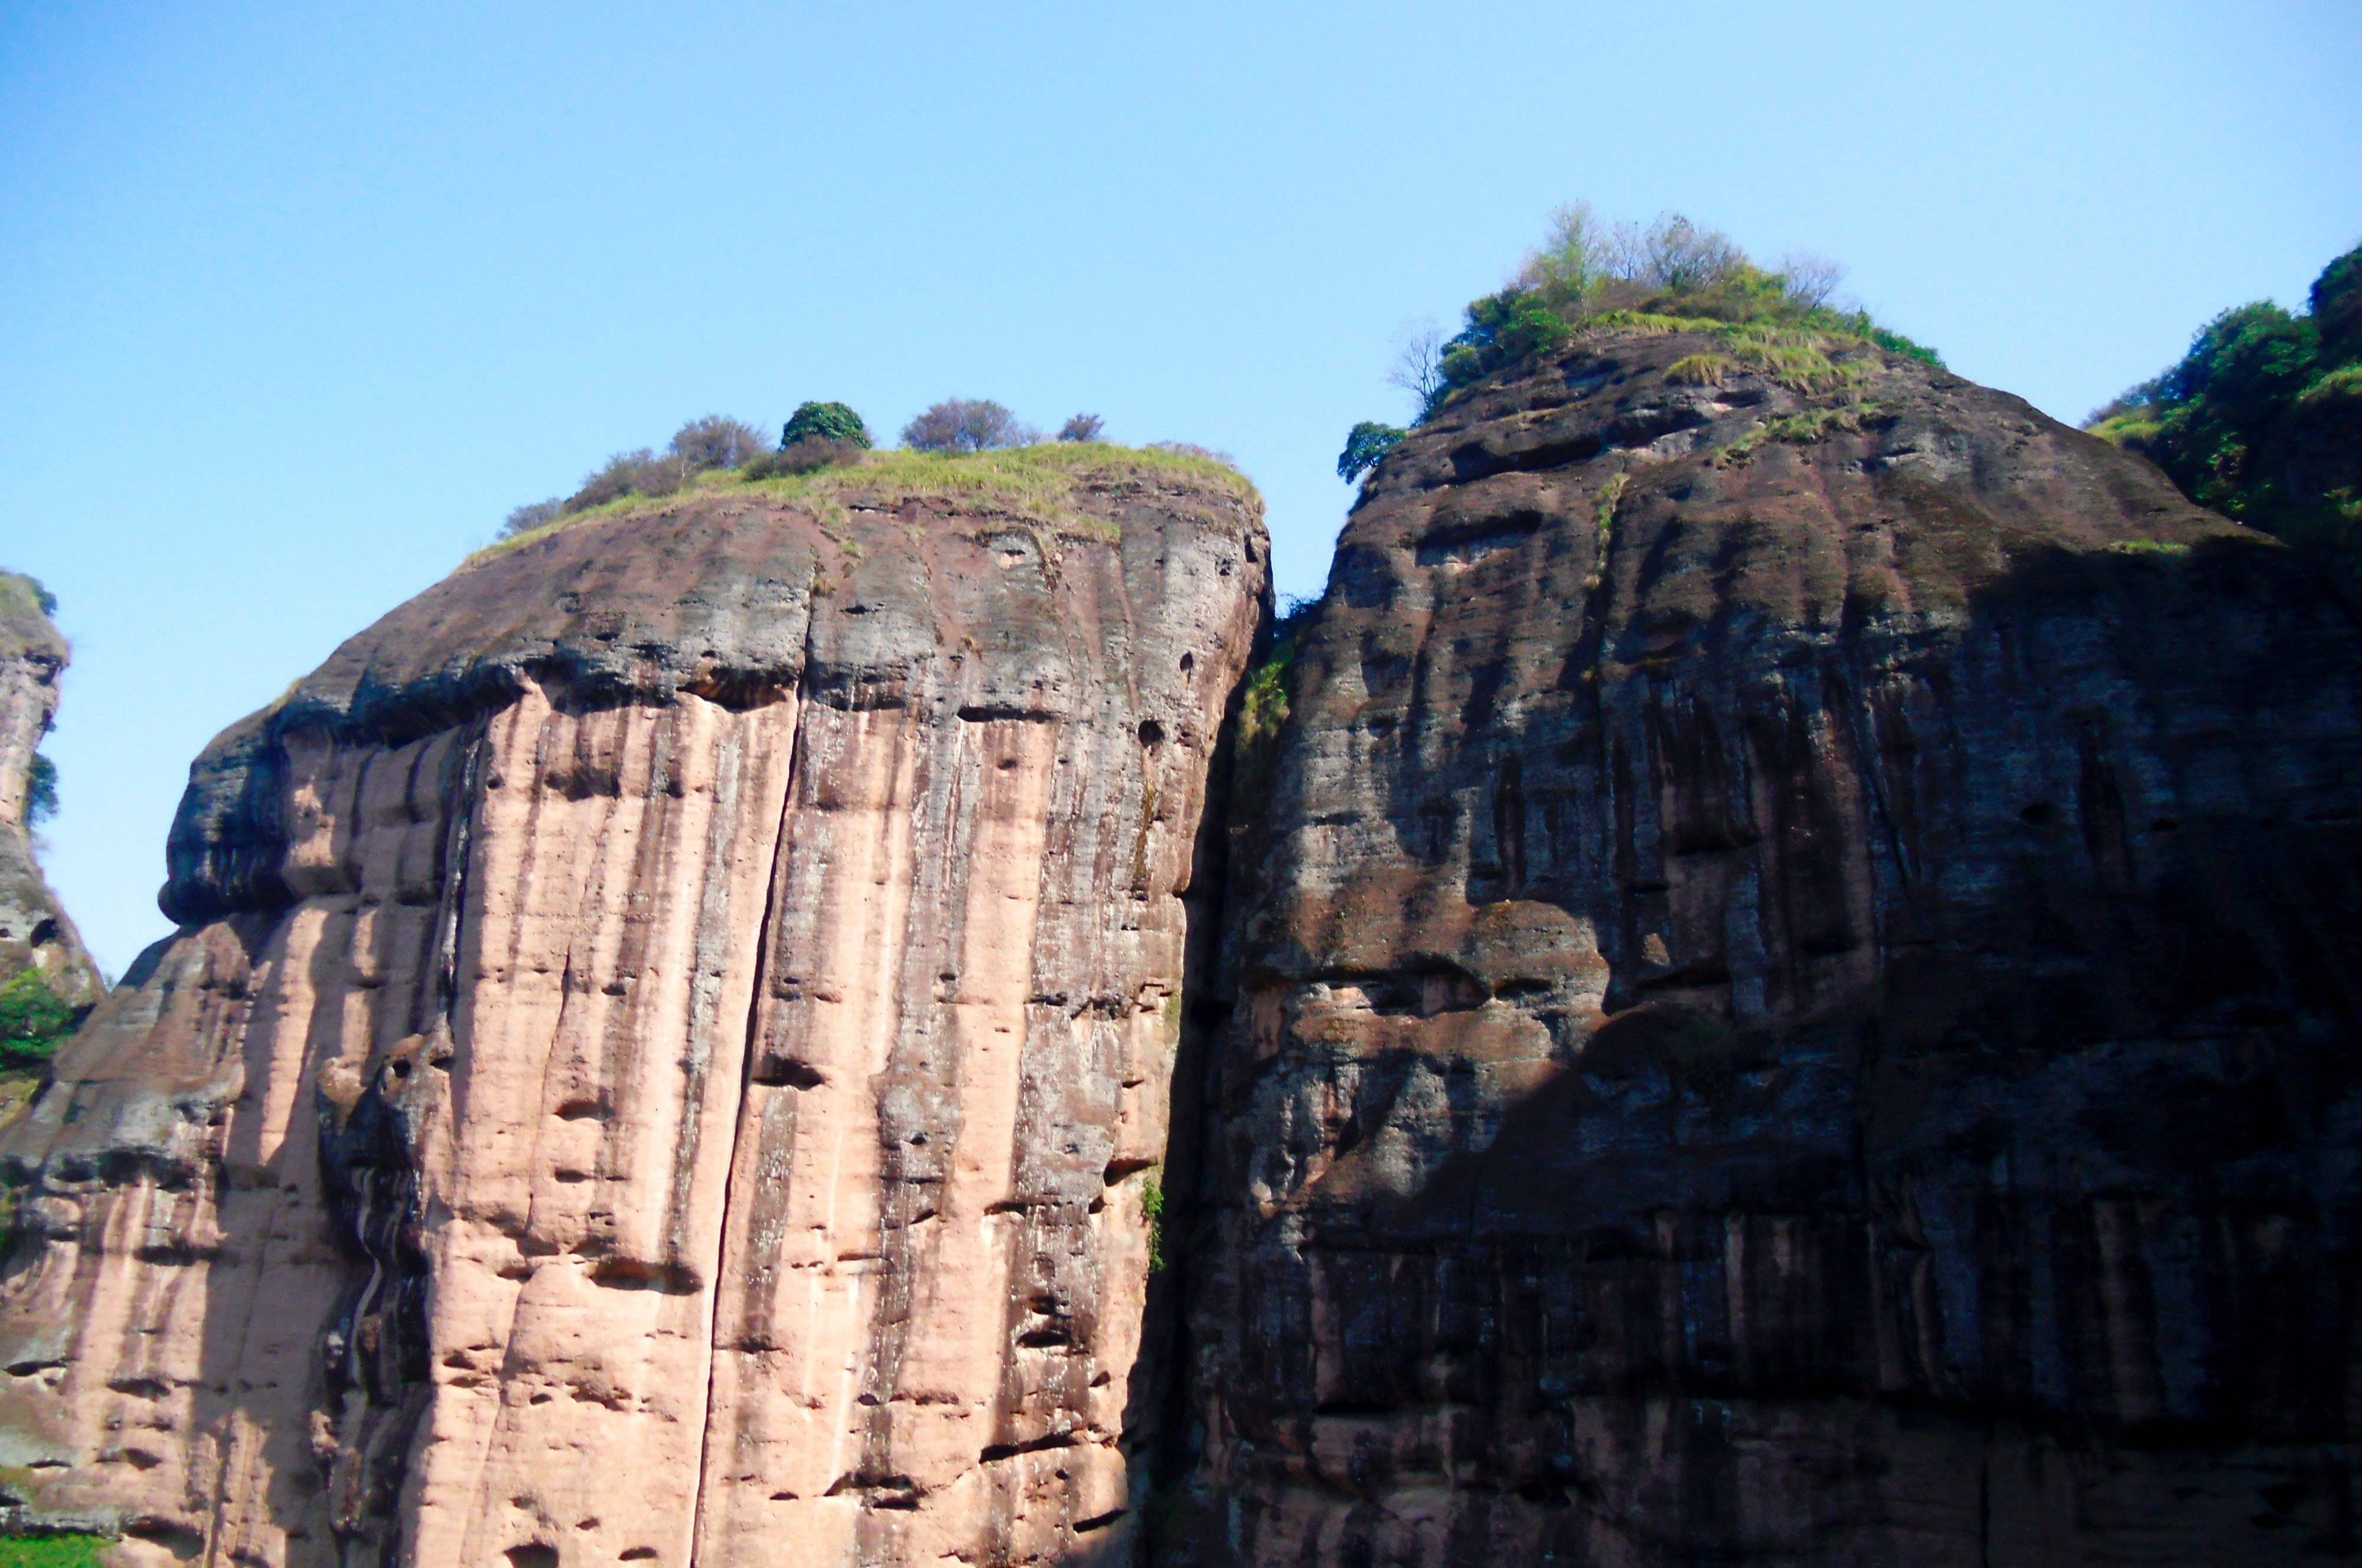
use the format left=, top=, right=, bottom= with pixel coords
left=0, top=573, right=66, bottom=667
left=470, top=440, right=1258, bottom=570
left=161, top=450, right=1268, bottom=924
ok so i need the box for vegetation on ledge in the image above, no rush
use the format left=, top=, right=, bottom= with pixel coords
left=1342, top=204, right=1943, bottom=481
left=468, top=440, right=1257, bottom=569
left=2087, top=241, right=2361, bottom=560
left=1, top=968, right=83, bottom=1075
left=0, top=1534, right=113, bottom=1567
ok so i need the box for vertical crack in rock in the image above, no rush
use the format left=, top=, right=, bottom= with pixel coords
left=687, top=604, right=814, bottom=1564
left=317, top=720, right=487, bottom=1564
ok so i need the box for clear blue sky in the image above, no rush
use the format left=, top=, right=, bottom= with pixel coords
left=5, top=1, right=2358, bottom=975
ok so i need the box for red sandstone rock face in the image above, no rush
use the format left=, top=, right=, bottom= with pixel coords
left=0, top=571, right=101, bottom=1010
left=1176, top=330, right=2362, bottom=1564
left=0, top=466, right=1265, bottom=1566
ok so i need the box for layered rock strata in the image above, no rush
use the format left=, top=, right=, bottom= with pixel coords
left=0, top=571, right=102, bottom=1007
left=1178, top=329, right=2362, bottom=1564
left=0, top=462, right=1265, bottom=1566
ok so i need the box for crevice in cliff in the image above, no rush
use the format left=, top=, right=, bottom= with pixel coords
left=314, top=720, right=488, bottom=1566
left=1128, top=586, right=1272, bottom=1548
left=685, top=619, right=813, bottom=1567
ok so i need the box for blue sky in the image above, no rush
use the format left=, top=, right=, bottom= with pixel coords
left=5, top=1, right=2359, bottom=975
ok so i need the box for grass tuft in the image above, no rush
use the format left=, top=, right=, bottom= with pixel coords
left=1665, top=354, right=1735, bottom=387
left=1720, top=402, right=1883, bottom=465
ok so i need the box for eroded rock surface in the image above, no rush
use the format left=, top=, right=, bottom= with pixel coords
left=1177, top=329, right=2362, bottom=1564
left=0, top=571, right=101, bottom=1007
left=0, top=465, right=1265, bottom=1566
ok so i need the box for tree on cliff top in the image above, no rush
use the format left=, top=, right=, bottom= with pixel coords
left=669, top=415, right=771, bottom=470
left=781, top=401, right=872, bottom=450
left=902, top=398, right=1039, bottom=454
left=2089, top=240, right=2362, bottom=562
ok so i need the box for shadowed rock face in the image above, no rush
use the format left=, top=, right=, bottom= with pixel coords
left=1176, top=329, right=2362, bottom=1565
left=0, top=471, right=1267, bottom=1566
left=0, top=572, right=101, bottom=1008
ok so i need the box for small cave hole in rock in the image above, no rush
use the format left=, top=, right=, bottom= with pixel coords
left=504, top=1547, right=558, bottom=1568
left=1179, top=651, right=1194, bottom=672
left=1138, top=718, right=1166, bottom=747
left=2020, top=801, right=2058, bottom=827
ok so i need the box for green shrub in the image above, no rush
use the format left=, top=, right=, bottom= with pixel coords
left=744, top=436, right=865, bottom=479
left=565, top=447, right=683, bottom=512
left=1336, top=422, right=1406, bottom=482
left=25, top=753, right=56, bottom=825
left=2088, top=241, right=2362, bottom=558
left=1141, top=1174, right=1166, bottom=1273
left=500, top=498, right=563, bottom=539
left=781, top=401, right=872, bottom=450
left=0, top=968, right=79, bottom=1070
left=1057, top=413, right=1105, bottom=443
left=669, top=415, right=770, bottom=470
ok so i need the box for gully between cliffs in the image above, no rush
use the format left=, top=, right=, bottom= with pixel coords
left=5, top=331, right=2362, bottom=1568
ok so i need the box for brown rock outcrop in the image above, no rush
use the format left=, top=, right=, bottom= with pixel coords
left=0, top=571, right=102, bottom=1009
left=0, top=458, right=1267, bottom=1566
left=1176, top=329, right=2362, bottom=1564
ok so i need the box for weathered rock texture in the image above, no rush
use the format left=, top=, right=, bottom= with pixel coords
left=1178, top=329, right=2362, bottom=1564
left=0, top=571, right=102, bottom=1006
left=0, top=464, right=1266, bottom=1566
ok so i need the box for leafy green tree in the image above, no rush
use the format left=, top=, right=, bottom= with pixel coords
left=1438, top=290, right=1573, bottom=391
left=0, top=969, right=77, bottom=1069
left=1337, top=422, right=1407, bottom=482
left=2089, top=241, right=2362, bottom=558
left=782, top=401, right=873, bottom=450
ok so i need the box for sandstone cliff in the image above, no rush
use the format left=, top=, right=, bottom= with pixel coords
left=6, top=328, right=2361, bottom=1568
left=0, top=455, right=1267, bottom=1566
left=0, top=571, right=101, bottom=1008
left=1175, top=326, right=2362, bottom=1563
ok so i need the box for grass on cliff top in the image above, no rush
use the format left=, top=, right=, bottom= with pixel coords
left=464, top=443, right=1257, bottom=570
left=1409, top=207, right=1945, bottom=428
